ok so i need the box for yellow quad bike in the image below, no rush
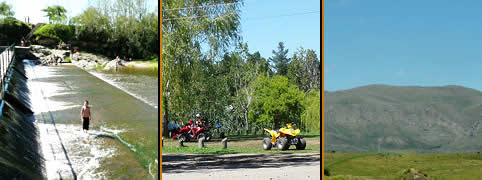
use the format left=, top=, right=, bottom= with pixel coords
left=263, top=123, right=307, bottom=151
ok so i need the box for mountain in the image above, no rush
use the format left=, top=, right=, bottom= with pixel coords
left=324, top=85, right=482, bottom=153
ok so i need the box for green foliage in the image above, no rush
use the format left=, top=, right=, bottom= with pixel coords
left=65, top=57, right=71, bottom=63
left=71, top=1, right=159, bottom=59
left=0, top=17, right=31, bottom=45
left=42, top=5, right=67, bottom=24
left=250, top=76, right=305, bottom=128
left=0, top=2, right=14, bottom=18
left=301, top=90, right=321, bottom=132
left=270, top=42, right=291, bottom=76
left=162, top=0, right=242, bottom=136
left=324, top=168, right=331, bottom=176
left=33, top=24, right=75, bottom=42
left=161, top=0, right=320, bottom=136
left=288, top=47, right=321, bottom=92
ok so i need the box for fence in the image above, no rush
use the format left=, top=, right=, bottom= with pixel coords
left=0, top=44, right=15, bottom=93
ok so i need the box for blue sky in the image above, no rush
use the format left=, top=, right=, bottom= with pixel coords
left=325, top=0, right=482, bottom=92
left=7, top=0, right=320, bottom=60
left=8, top=0, right=157, bottom=24
left=239, top=0, right=321, bottom=59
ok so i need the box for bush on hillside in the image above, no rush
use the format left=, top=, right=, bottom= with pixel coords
left=33, top=24, right=75, bottom=43
left=0, top=17, right=31, bottom=45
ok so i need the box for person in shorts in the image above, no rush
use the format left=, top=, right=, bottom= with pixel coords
left=80, top=100, right=92, bottom=133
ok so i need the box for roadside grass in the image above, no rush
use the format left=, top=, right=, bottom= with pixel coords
left=324, top=152, right=482, bottom=180
left=162, top=138, right=320, bottom=154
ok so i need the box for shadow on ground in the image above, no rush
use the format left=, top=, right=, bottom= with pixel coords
left=162, top=153, right=321, bottom=174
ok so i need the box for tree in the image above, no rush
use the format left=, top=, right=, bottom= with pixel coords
left=288, top=47, right=321, bottom=92
left=0, top=2, right=14, bottom=19
left=269, top=42, right=291, bottom=76
left=42, top=5, right=67, bottom=24
left=162, top=0, right=242, bottom=136
left=250, top=76, right=305, bottom=129
left=69, top=0, right=158, bottom=58
left=301, top=90, right=320, bottom=132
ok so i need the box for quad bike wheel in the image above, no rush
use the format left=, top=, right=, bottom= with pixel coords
left=263, top=137, right=272, bottom=150
left=296, top=138, right=307, bottom=150
left=276, top=137, right=289, bottom=151
left=178, top=134, right=186, bottom=142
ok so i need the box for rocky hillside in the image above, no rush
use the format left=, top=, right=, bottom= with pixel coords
left=324, top=85, right=482, bottom=153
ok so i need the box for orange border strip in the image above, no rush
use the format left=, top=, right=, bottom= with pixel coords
left=159, top=0, right=163, bottom=179
left=321, top=0, right=324, bottom=179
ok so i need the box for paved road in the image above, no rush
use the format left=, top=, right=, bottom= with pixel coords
left=162, top=153, right=321, bottom=180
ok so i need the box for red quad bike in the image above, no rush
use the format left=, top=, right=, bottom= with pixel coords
left=173, top=125, right=212, bottom=142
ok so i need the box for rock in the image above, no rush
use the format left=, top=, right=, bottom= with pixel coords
left=86, top=61, right=98, bottom=70
left=104, top=60, right=120, bottom=70
left=51, top=49, right=70, bottom=60
left=76, top=60, right=89, bottom=68
left=399, top=168, right=433, bottom=180
left=71, top=52, right=81, bottom=61
left=101, top=61, right=108, bottom=68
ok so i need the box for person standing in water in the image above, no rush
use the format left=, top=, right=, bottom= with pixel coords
left=115, top=56, right=120, bottom=72
left=80, top=100, right=92, bottom=133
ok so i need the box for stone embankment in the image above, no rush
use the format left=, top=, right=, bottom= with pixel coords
left=16, top=45, right=126, bottom=70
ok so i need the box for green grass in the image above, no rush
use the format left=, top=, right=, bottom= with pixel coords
left=207, top=132, right=320, bottom=140
left=324, top=152, right=482, bottom=180
left=162, top=138, right=320, bottom=154
left=128, top=59, right=158, bottom=71
left=95, top=62, right=107, bottom=70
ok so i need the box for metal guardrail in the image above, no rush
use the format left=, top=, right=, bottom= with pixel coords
left=0, top=44, right=15, bottom=94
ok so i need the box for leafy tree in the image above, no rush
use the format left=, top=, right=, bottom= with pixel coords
left=0, top=2, right=14, bottom=19
left=248, top=51, right=272, bottom=76
left=301, top=90, right=320, bottom=132
left=42, top=5, right=67, bottom=24
left=269, top=42, right=291, bottom=76
left=250, top=76, right=305, bottom=129
left=33, top=24, right=75, bottom=42
left=162, top=0, right=242, bottom=136
left=68, top=0, right=158, bottom=58
left=288, top=47, right=321, bottom=92
left=0, top=17, right=31, bottom=45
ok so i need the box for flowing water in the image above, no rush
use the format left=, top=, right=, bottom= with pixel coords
left=89, top=67, right=158, bottom=109
left=26, top=61, right=159, bottom=179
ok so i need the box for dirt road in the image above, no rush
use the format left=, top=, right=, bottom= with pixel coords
left=162, top=153, right=321, bottom=179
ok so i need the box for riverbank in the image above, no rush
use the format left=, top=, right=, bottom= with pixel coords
left=15, top=45, right=158, bottom=72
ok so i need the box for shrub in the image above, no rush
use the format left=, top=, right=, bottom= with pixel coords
left=324, top=168, right=331, bottom=176
left=0, top=17, right=31, bottom=45
left=33, top=24, right=75, bottom=43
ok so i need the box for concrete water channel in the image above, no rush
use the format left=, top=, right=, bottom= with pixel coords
left=26, top=60, right=159, bottom=179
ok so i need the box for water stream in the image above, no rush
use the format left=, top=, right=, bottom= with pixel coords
left=27, top=61, right=158, bottom=179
